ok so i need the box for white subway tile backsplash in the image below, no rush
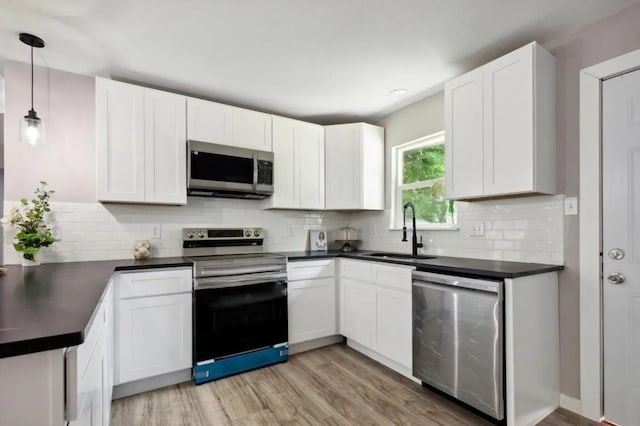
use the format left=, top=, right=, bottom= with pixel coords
left=351, top=195, right=564, bottom=266
left=2, top=199, right=350, bottom=265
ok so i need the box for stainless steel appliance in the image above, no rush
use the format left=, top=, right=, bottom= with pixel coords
left=187, top=141, right=274, bottom=199
left=412, top=271, right=504, bottom=421
left=184, top=227, right=288, bottom=384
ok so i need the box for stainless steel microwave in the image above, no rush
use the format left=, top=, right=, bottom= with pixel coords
left=187, top=140, right=274, bottom=199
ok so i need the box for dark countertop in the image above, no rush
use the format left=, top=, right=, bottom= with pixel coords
left=0, top=257, right=192, bottom=359
left=280, top=251, right=563, bottom=279
left=1, top=251, right=562, bottom=359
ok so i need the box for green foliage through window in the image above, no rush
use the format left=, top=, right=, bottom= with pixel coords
left=403, top=145, right=444, bottom=184
left=397, top=141, right=454, bottom=226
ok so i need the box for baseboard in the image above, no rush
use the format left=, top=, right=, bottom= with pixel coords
left=289, top=335, right=344, bottom=355
left=346, top=339, right=420, bottom=384
left=113, top=368, right=192, bottom=399
left=560, top=393, right=582, bottom=415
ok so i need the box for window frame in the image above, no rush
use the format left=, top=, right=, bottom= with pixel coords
left=390, top=131, right=457, bottom=231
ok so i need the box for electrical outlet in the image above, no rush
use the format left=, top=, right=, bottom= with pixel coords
left=470, top=221, right=484, bottom=236
left=287, top=226, right=295, bottom=237
left=370, top=223, right=377, bottom=236
left=564, top=197, right=578, bottom=216
left=151, top=224, right=161, bottom=239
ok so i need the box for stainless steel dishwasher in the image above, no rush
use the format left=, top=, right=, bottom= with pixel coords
left=412, top=271, right=504, bottom=421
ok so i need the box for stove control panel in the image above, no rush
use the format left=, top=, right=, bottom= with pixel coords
left=182, top=227, right=263, bottom=241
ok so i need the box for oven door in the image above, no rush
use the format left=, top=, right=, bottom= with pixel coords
left=194, top=273, right=288, bottom=363
left=188, top=141, right=255, bottom=192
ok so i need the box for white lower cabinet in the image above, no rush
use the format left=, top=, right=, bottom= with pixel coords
left=287, top=260, right=336, bottom=345
left=339, top=259, right=414, bottom=374
left=114, top=268, right=192, bottom=385
left=374, top=287, right=412, bottom=369
left=340, top=278, right=375, bottom=347
left=68, top=281, right=114, bottom=426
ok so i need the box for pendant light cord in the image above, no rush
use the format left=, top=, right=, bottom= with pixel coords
left=30, top=44, right=34, bottom=111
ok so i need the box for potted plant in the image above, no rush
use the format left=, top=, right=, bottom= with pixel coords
left=1, top=181, right=57, bottom=266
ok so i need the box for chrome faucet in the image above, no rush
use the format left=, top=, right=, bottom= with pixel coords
left=402, top=202, right=423, bottom=256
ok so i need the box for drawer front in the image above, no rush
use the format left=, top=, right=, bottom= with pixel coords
left=371, top=263, right=414, bottom=292
left=287, top=259, right=335, bottom=281
left=118, top=268, right=192, bottom=299
left=340, top=259, right=372, bottom=281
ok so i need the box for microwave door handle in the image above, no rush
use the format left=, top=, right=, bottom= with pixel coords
left=253, top=154, right=258, bottom=191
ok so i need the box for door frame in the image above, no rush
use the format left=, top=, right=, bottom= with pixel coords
left=579, top=48, right=640, bottom=421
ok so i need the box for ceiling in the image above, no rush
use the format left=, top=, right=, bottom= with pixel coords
left=0, top=0, right=638, bottom=124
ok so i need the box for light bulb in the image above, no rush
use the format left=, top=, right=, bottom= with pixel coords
left=25, top=123, right=40, bottom=145
left=22, top=110, right=42, bottom=145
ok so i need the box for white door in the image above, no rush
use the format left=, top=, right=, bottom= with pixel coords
left=270, top=116, right=298, bottom=208
left=96, top=78, right=145, bottom=203
left=603, top=68, right=640, bottom=425
left=444, top=69, right=484, bottom=199
left=144, top=89, right=187, bottom=205
left=374, top=287, right=412, bottom=369
left=116, top=293, right=192, bottom=384
left=186, top=97, right=233, bottom=146
left=231, top=108, right=272, bottom=151
left=288, top=278, right=335, bottom=344
left=325, top=124, right=362, bottom=209
left=341, top=278, right=375, bottom=347
left=483, top=44, right=534, bottom=196
left=298, top=123, right=325, bottom=209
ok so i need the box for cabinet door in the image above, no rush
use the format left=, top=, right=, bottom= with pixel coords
left=483, top=44, right=534, bottom=196
left=231, top=107, right=272, bottom=151
left=325, top=124, right=362, bottom=209
left=186, top=97, right=232, bottom=146
left=116, top=293, right=192, bottom=384
left=144, top=89, right=187, bottom=205
left=361, top=124, right=384, bottom=210
left=340, top=278, right=375, bottom=347
left=72, top=329, right=106, bottom=426
left=269, top=116, right=299, bottom=208
left=298, top=123, right=325, bottom=209
left=96, top=78, right=145, bottom=203
left=444, top=69, right=484, bottom=199
left=288, top=278, right=336, bottom=344
left=374, top=287, right=412, bottom=368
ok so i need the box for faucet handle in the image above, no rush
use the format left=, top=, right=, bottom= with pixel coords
left=417, top=235, right=424, bottom=248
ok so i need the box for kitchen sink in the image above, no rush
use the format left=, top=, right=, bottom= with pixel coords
left=363, top=252, right=437, bottom=260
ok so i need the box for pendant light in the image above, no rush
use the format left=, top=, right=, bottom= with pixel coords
left=19, top=33, right=45, bottom=145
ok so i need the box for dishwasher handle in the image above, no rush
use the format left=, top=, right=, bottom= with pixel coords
left=412, top=270, right=502, bottom=294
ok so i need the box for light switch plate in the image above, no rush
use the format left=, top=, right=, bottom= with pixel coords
left=470, top=221, right=484, bottom=236
left=564, top=197, right=578, bottom=216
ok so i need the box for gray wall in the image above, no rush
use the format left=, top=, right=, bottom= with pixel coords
left=546, top=3, right=640, bottom=399
left=373, top=2, right=640, bottom=399
left=3, top=61, right=96, bottom=202
left=376, top=92, right=444, bottom=209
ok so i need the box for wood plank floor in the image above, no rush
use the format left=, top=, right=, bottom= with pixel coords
left=111, top=343, right=598, bottom=425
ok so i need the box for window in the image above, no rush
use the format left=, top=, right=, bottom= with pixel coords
left=391, top=131, right=455, bottom=230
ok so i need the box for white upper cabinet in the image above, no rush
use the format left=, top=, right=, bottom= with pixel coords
left=96, top=78, right=187, bottom=205
left=96, top=78, right=145, bottom=203
left=186, top=99, right=272, bottom=151
left=231, top=107, right=273, bottom=151
left=444, top=69, right=484, bottom=199
left=444, top=41, right=556, bottom=200
left=144, top=89, right=187, bottom=205
left=186, top=97, right=232, bottom=146
left=266, top=116, right=325, bottom=210
left=325, top=123, right=384, bottom=210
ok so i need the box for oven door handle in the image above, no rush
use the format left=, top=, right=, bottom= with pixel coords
left=197, top=264, right=284, bottom=277
left=194, top=271, right=287, bottom=290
